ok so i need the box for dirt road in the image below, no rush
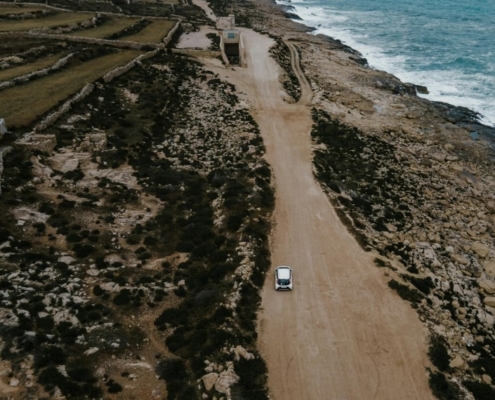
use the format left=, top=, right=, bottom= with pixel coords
left=204, top=29, right=434, bottom=400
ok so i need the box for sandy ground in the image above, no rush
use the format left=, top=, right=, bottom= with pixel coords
left=176, top=26, right=216, bottom=49
left=202, top=27, right=435, bottom=400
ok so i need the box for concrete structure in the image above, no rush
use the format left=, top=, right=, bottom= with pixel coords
left=216, top=14, right=235, bottom=30
left=216, top=15, right=245, bottom=66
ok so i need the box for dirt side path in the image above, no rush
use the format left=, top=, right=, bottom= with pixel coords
left=203, top=29, right=434, bottom=400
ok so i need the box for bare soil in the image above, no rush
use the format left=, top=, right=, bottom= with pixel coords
left=202, top=28, right=435, bottom=400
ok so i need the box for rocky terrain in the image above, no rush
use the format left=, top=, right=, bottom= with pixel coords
left=1, top=0, right=495, bottom=399
left=204, top=0, right=495, bottom=398
left=0, top=4, right=273, bottom=398
left=278, top=16, right=495, bottom=400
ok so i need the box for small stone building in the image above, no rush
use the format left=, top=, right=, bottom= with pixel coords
left=216, top=14, right=235, bottom=30
left=216, top=15, right=244, bottom=66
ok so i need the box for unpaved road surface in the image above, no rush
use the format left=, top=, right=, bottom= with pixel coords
left=204, top=29, right=434, bottom=400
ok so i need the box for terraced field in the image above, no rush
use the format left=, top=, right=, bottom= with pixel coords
left=0, top=4, right=179, bottom=130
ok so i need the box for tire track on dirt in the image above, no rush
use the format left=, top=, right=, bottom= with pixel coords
left=202, top=28, right=434, bottom=400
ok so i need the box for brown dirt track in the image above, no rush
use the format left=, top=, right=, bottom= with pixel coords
left=203, top=25, right=435, bottom=400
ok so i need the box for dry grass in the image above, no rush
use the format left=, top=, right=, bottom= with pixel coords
left=0, top=7, right=45, bottom=15
left=0, top=50, right=142, bottom=128
left=0, top=53, right=67, bottom=82
left=123, top=19, right=177, bottom=43
left=0, top=12, right=94, bottom=32
left=64, top=17, right=139, bottom=39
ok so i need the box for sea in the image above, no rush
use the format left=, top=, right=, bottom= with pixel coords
left=277, top=0, right=495, bottom=127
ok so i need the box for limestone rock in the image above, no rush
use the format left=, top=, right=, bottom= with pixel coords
left=479, top=280, right=495, bottom=294
left=449, top=355, right=465, bottom=369
left=201, top=372, right=218, bottom=391
left=483, top=261, right=495, bottom=277
left=450, top=253, right=469, bottom=265
left=483, top=297, right=495, bottom=308
left=233, top=345, right=254, bottom=361
left=60, top=157, right=79, bottom=173
left=472, top=243, right=490, bottom=258
left=84, top=347, right=99, bottom=355
left=58, top=255, right=75, bottom=265
left=9, top=377, right=19, bottom=387
left=215, top=370, right=240, bottom=395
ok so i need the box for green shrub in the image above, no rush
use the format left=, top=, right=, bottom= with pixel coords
left=33, top=222, right=46, bottom=233
left=463, top=380, right=495, bottom=400
left=66, top=233, right=82, bottom=243
left=428, top=335, right=450, bottom=372
left=405, top=275, right=434, bottom=295
left=156, top=358, right=189, bottom=400
left=113, top=289, right=132, bottom=306
left=428, top=371, right=461, bottom=400
left=231, top=357, right=268, bottom=400
left=106, top=379, right=123, bottom=393
left=144, top=235, right=158, bottom=246
left=388, top=279, right=422, bottom=305
left=155, top=307, right=187, bottom=328
left=73, top=244, right=95, bottom=258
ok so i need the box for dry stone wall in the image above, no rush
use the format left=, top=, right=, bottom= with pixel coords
left=102, top=50, right=158, bottom=82
left=0, top=53, right=75, bottom=91
left=34, top=83, right=95, bottom=132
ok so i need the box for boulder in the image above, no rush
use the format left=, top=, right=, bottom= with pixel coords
left=9, top=377, right=19, bottom=387
left=58, top=255, right=75, bottom=265
left=415, top=85, right=429, bottom=94
left=483, top=261, right=495, bottom=277
left=60, top=157, right=79, bottom=173
left=16, top=134, right=57, bottom=153
left=233, top=345, right=254, bottom=361
left=483, top=297, right=495, bottom=308
left=450, top=253, right=470, bottom=265
left=479, top=280, right=495, bottom=294
left=201, top=372, right=218, bottom=391
left=215, top=370, right=240, bottom=395
left=472, top=243, right=490, bottom=258
left=449, top=355, right=465, bottom=369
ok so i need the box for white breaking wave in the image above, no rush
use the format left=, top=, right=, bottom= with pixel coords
left=278, top=0, right=495, bottom=126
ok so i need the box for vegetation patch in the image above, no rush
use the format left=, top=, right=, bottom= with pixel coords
left=269, top=37, right=300, bottom=102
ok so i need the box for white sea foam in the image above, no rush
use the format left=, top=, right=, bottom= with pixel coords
left=278, top=0, right=495, bottom=127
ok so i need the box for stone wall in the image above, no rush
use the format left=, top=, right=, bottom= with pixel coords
left=34, top=83, right=95, bottom=132
left=0, top=18, right=180, bottom=49
left=15, top=134, right=57, bottom=153
left=0, top=32, right=154, bottom=50
left=0, top=53, right=75, bottom=91
left=102, top=50, right=158, bottom=82
left=0, top=2, right=70, bottom=12
left=218, top=34, right=230, bottom=66
left=171, top=49, right=222, bottom=59
left=162, top=20, right=180, bottom=45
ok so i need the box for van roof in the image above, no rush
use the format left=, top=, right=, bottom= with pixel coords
left=277, top=267, right=291, bottom=279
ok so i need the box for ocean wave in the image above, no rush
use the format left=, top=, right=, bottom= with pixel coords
left=277, top=0, right=495, bottom=126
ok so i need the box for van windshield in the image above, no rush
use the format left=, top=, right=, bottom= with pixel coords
left=278, top=279, right=290, bottom=285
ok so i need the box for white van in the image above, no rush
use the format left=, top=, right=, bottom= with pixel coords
left=275, top=266, right=293, bottom=290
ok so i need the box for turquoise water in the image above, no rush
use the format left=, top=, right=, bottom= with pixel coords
left=278, top=0, right=495, bottom=126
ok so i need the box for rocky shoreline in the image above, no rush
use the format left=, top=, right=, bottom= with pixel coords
left=254, top=1, right=495, bottom=398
